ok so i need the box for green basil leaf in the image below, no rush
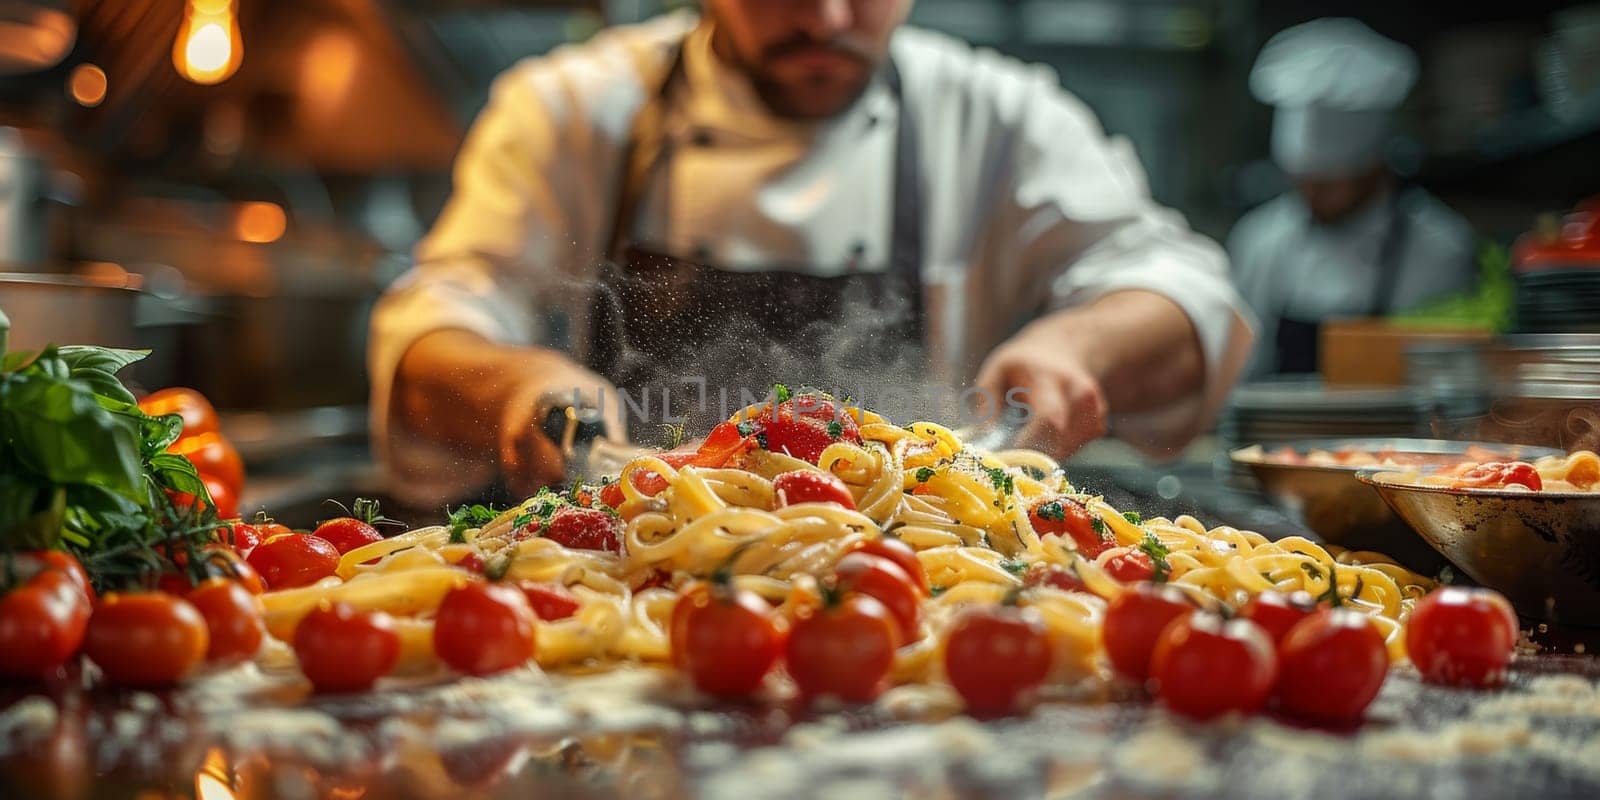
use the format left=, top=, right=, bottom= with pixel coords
left=2, top=349, right=38, bottom=373
left=0, top=483, right=65, bottom=550
left=138, top=412, right=185, bottom=456
left=56, top=345, right=149, bottom=376
left=0, top=371, right=144, bottom=499
left=147, top=452, right=207, bottom=498
left=74, top=367, right=138, bottom=407
left=0, top=476, right=44, bottom=533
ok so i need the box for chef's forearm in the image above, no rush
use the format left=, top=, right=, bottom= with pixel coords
left=1031, top=290, right=1206, bottom=415
left=391, top=329, right=562, bottom=457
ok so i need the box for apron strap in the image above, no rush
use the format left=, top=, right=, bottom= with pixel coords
left=1365, top=188, right=1413, bottom=318
left=600, top=37, right=926, bottom=342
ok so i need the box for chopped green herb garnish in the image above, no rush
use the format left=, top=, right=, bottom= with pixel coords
left=930, top=585, right=948, bottom=597
left=826, top=420, right=843, bottom=439
left=914, top=466, right=935, bottom=483
left=1137, top=533, right=1171, bottom=582
left=1035, top=501, right=1066, bottom=522
left=773, top=383, right=791, bottom=403
left=1122, top=511, right=1143, bottom=525
left=1090, top=517, right=1108, bottom=538
left=736, top=420, right=755, bottom=437
left=1000, top=560, right=1029, bottom=576
left=511, top=512, right=536, bottom=532
left=1022, top=465, right=1047, bottom=481
left=447, top=504, right=501, bottom=544
left=754, top=432, right=769, bottom=450
left=984, top=466, right=1015, bottom=496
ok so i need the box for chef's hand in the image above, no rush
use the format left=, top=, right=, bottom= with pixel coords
left=498, top=360, right=625, bottom=497
left=975, top=326, right=1108, bottom=460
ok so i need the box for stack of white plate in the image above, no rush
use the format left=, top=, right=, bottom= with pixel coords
left=1219, top=378, right=1429, bottom=447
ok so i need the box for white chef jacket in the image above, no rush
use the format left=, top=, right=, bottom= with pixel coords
left=370, top=12, right=1256, bottom=504
left=1227, top=186, right=1477, bottom=377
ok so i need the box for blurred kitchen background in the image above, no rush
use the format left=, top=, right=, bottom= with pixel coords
left=2, top=0, right=1598, bottom=521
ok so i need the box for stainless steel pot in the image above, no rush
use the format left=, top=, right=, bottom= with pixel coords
left=0, top=272, right=140, bottom=351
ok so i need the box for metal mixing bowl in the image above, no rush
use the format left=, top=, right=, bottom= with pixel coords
left=1230, top=438, right=1562, bottom=573
left=1359, top=472, right=1600, bottom=626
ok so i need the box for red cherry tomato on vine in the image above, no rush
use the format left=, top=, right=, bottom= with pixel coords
left=1101, top=548, right=1155, bottom=583
left=677, top=584, right=783, bottom=698
left=833, top=552, right=920, bottom=643
left=1405, top=586, right=1519, bottom=689
left=186, top=578, right=265, bottom=664
left=293, top=602, right=400, bottom=693
left=1150, top=613, right=1277, bottom=720
left=170, top=432, right=245, bottom=494
left=846, top=536, right=927, bottom=595
left=1102, top=582, right=1195, bottom=682
left=84, top=592, right=209, bottom=688
left=219, top=521, right=262, bottom=559
left=313, top=517, right=383, bottom=555
left=772, top=470, right=856, bottom=509
left=139, top=387, right=219, bottom=438
left=0, top=569, right=91, bottom=679
left=786, top=594, right=898, bottom=704
left=1276, top=608, right=1389, bottom=723
left=944, top=604, right=1053, bottom=715
left=434, top=582, right=537, bottom=676
left=247, top=534, right=341, bottom=589
left=1239, top=590, right=1317, bottom=646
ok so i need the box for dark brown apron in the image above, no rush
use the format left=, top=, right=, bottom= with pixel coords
left=1274, top=191, right=1413, bottom=374
left=585, top=43, right=926, bottom=436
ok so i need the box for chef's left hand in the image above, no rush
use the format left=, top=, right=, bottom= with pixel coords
left=974, top=327, right=1108, bottom=459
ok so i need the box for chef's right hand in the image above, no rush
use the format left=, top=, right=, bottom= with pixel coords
left=498, top=359, right=624, bottom=497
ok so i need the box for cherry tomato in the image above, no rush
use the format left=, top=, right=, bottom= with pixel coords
left=1239, top=590, right=1317, bottom=645
left=944, top=604, right=1053, bottom=715
left=669, top=582, right=711, bottom=670
left=138, top=387, right=219, bottom=438
left=677, top=584, right=783, bottom=698
left=846, top=536, right=928, bottom=595
left=170, top=432, right=245, bottom=494
left=598, top=481, right=625, bottom=509
left=186, top=578, right=265, bottom=664
left=293, top=602, right=400, bottom=693
left=434, top=582, right=537, bottom=676
left=1101, top=548, right=1155, bottom=583
left=247, top=534, right=341, bottom=589
left=84, top=592, right=209, bottom=688
left=786, top=593, right=898, bottom=703
left=458, top=552, right=486, bottom=575
left=772, top=470, right=857, bottom=509
left=255, top=521, right=294, bottom=540
left=1150, top=613, right=1277, bottom=720
left=220, top=521, right=262, bottom=559
left=313, top=517, right=383, bottom=554
left=541, top=507, right=623, bottom=553
left=1024, top=562, right=1087, bottom=593
left=833, top=552, right=920, bottom=643
left=1102, top=582, right=1195, bottom=682
left=691, top=421, right=759, bottom=467
left=519, top=581, right=581, bottom=621
left=752, top=396, right=862, bottom=464
left=188, top=546, right=266, bottom=595
left=0, top=570, right=91, bottom=679
left=1276, top=608, right=1389, bottom=723
left=1405, top=587, right=1519, bottom=689
left=1029, top=497, right=1112, bottom=558
left=11, top=551, right=94, bottom=605
left=201, top=474, right=238, bottom=520
left=1452, top=461, right=1543, bottom=491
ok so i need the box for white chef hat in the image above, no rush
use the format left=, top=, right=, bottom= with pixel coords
left=1250, top=18, right=1419, bottom=179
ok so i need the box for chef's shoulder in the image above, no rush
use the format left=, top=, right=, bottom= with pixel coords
left=1398, top=187, right=1476, bottom=266
left=486, top=12, right=693, bottom=131
left=891, top=26, right=1104, bottom=141
left=1225, top=193, right=1304, bottom=270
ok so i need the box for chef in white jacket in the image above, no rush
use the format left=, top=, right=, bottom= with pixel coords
left=1229, top=18, right=1478, bottom=377
left=371, top=1, right=1255, bottom=503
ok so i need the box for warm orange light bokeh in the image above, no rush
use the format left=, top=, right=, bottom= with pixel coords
left=235, top=201, right=286, bottom=243
left=173, top=0, right=242, bottom=85
left=68, top=63, right=108, bottom=106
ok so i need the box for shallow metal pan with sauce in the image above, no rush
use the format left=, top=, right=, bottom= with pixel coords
left=1359, top=470, right=1600, bottom=626
left=1230, top=438, right=1563, bottom=573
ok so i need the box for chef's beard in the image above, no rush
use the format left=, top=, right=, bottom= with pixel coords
left=731, top=34, right=881, bottom=120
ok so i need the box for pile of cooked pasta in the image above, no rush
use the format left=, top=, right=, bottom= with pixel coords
left=261, top=400, right=1436, bottom=685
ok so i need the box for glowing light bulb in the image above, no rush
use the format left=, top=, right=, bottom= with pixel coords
left=174, top=0, right=242, bottom=85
